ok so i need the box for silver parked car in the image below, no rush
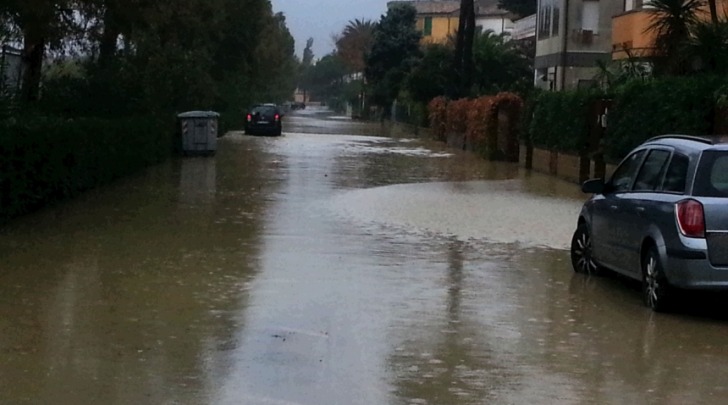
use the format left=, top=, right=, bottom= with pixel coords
left=571, top=135, right=728, bottom=312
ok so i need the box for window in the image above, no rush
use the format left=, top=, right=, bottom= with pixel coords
left=582, top=0, right=600, bottom=34
left=538, top=0, right=552, bottom=38
left=660, top=153, right=689, bottom=193
left=538, top=0, right=561, bottom=39
left=634, top=150, right=670, bottom=191
left=624, top=0, right=643, bottom=12
left=694, top=151, right=728, bottom=197
left=609, top=150, right=646, bottom=193
left=424, top=17, right=433, bottom=36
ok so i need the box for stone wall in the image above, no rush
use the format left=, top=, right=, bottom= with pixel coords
left=382, top=120, right=617, bottom=185
left=522, top=145, right=615, bottom=184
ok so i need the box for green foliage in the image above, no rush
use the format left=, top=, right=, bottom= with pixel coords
left=335, top=19, right=375, bottom=73
left=0, top=115, right=172, bottom=224
left=593, top=54, right=651, bottom=91
left=518, top=88, right=543, bottom=142
left=686, top=20, right=728, bottom=74
left=365, top=3, right=422, bottom=110
left=1, top=0, right=299, bottom=222
left=472, top=30, right=532, bottom=95
left=404, top=44, right=455, bottom=104
left=6, top=0, right=296, bottom=121
left=528, top=90, right=600, bottom=153
left=605, top=75, right=723, bottom=160
left=646, top=0, right=707, bottom=75
left=306, top=54, right=347, bottom=102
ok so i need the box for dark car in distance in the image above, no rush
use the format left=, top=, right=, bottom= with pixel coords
left=245, top=104, right=283, bottom=136
left=571, top=135, right=728, bottom=312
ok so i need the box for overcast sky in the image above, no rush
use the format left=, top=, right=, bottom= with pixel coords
left=270, top=0, right=391, bottom=61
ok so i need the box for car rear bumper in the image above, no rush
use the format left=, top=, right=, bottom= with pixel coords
left=665, top=252, right=728, bottom=289
left=245, top=124, right=281, bottom=135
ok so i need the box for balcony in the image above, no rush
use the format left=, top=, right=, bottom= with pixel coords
left=611, top=10, right=657, bottom=60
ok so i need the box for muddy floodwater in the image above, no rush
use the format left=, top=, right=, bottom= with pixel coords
left=3, top=109, right=728, bottom=404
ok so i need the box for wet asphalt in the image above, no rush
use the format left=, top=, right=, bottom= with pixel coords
left=2, top=108, right=728, bottom=404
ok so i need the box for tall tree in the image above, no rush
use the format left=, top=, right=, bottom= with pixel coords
left=646, top=0, right=704, bottom=75
left=685, top=19, right=728, bottom=73
left=471, top=30, right=531, bottom=94
left=298, top=37, right=315, bottom=101
left=335, top=18, right=375, bottom=73
left=365, top=3, right=421, bottom=111
left=302, top=37, right=315, bottom=66
left=453, top=0, right=475, bottom=97
left=3, top=0, right=76, bottom=102
left=404, top=43, right=454, bottom=104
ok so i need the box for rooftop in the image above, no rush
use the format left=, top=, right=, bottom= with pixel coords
left=387, top=0, right=509, bottom=16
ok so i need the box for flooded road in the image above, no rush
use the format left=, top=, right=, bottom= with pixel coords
left=2, top=108, right=728, bottom=404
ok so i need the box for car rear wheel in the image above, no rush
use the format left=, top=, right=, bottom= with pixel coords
left=570, top=223, right=600, bottom=275
left=642, top=246, right=674, bottom=312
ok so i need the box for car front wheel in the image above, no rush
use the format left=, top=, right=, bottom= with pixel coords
left=642, top=246, right=674, bottom=312
left=570, top=223, right=600, bottom=275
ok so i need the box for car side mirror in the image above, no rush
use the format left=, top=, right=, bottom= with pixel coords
left=581, top=178, right=605, bottom=194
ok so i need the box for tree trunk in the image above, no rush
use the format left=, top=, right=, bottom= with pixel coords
left=708, top=0, right=718, bottom=24
left=99, top=3, right=121, bottom=66
left=21, top=33, right=45, bottom=103
left=453, top=0, right=475, bottom=98
left=462, top=0, right=475, bottom=95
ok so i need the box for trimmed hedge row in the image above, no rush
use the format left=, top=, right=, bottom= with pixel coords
left=0, top=116, right=173, bottom=224
left=427, top=93, right=523, bottom=160
left=605, top=76, right=724, bottom=160
left=527, top=90, right=600, bottom=154
left=525, top=75, right=728, bottom=163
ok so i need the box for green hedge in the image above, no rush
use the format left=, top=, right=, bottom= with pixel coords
left=604, top=76, right=725, bottom=161
left=0, top=116, right=173, bottom=224
left=528, top=90, right=600, bottom=153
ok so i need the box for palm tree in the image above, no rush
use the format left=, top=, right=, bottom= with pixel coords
left=335, top=18, right=375, bottom=73
left=685, top=19, right=728, bottom=73
left=471, top=30, right=531, bottom=94
left=645, top=0, right=705, bottom=75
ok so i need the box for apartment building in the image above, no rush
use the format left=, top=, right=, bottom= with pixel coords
left=388, top=0, right=516, bottom=45
left=534, top=0, right=622, bottom=90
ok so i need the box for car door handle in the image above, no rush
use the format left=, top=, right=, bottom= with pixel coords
left=610, top=205, right=619, bottom=211
left=635, top=207, right=645, bottom=213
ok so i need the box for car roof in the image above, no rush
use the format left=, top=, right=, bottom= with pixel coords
left=251, top=104, right=279, bottom=110
left=641, top=134, right=728, bottom=153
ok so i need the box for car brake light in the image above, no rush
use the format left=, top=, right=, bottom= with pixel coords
left=246, top=114, right=252, bottom=122
left=676, top=199, right=705, bottom=238
left=274, top=114, right=280, bottom=121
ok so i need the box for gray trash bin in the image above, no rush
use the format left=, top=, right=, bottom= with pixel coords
left=177, top=111, right=219, bottom=156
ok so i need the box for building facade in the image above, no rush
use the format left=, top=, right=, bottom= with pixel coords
left=534, top=0, right=622, bottom=90
left=388, top=0, right=516, bottom=45
left=612, top=0, right=728, bottom=60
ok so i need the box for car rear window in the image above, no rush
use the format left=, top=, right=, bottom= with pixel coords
left=251, top=106, right=278, bottom=115
left=694, top=151, right=728, bottom=197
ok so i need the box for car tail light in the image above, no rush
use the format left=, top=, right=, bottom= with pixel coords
left=246, top=114, right=252, bottom=122
left=274, top=114, right=280, bottom=121
left=676, top=199, right=705, bottom=238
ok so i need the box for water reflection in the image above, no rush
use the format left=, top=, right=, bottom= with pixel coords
left=0, top=137, right=274, bottom=404
left=179, top=157, right=217, bottom=208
